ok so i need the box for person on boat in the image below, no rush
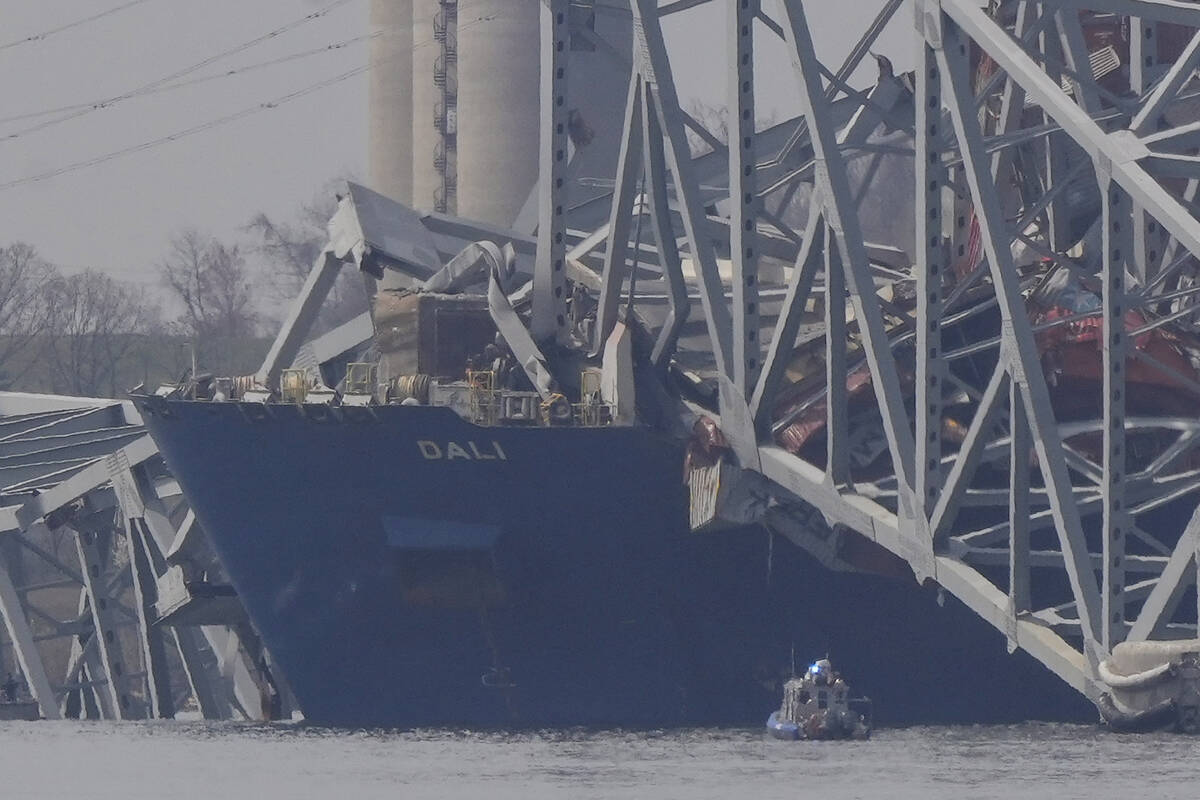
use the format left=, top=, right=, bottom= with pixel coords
left=809, top=658, right=833, bottom=687
left=2, top=673, right=18, bottom=702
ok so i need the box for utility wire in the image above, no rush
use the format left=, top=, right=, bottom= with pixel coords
left=0, top=31, right=383, bottom=127
left=2, top=0, right=356, bottom=142
left=0, top=15, right=497, bottom=192
left=0, top=0, right=160, bottom=52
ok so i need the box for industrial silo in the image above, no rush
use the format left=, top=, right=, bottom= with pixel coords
left=455, top=0, right=541, bottom=228
left=368, top=0, right=414, bottom=205
left=369, top=1, right=631, bottom=230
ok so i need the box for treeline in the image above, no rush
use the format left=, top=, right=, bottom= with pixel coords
left=0, top=180, right=368, bottom=399
left=0, top=240, right=270, bottom=397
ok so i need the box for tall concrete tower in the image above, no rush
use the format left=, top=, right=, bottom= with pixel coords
left=369, top=0, right=631, bottom=231
left=368, top=0, right=414, bottom=204
left=455, top=0, right=540, bottom=227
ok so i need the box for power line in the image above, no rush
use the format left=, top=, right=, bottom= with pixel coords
left=0, top=0, right=160, bottom=52
left=1, top=0, right=357, bottom=143
left=0, top=15, right=497, bottom=193
left=0, top=32, right=383, bottom=127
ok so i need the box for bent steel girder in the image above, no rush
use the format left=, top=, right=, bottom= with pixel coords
left=0, top=396, right=276, bottom=721
left=561, top=0, right=1200, bottom=704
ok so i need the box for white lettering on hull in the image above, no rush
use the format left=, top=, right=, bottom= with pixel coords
left=417, top=440, right=509, bottom=461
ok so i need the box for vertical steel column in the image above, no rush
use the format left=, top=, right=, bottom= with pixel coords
left=825, top=230, right=848, bottom=484
left=1009, top=380, right=1031, bottom=618
left=915, top=38, right=944, bottom=516
left=1130, top=17, right=1160, bottom=288
left=532, top=0, right=571, bottom=343
left=1130, top=18, right=1158, bottom=101
left=729, top=0, right=760, bottom=394
left=1039, top=6, right=1068, bottom=254
left=1100, top=174, right=1130, bottom=652
left=934, top=8, right=1102, bottom=659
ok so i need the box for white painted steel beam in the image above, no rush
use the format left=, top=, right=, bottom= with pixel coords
left=531, top=0, right=572, bottom=344
left=1126, top=505, right=1199, bottom=642
left=943, top=0, right=1200, bottom=262
left=1100, top=177, right=1131, bottom=652
left=257, top=250, right=342, bottom=390
left=729, top=0, right=761, bottom=394
left=780, top=0, right=918, bottom=511
left=934, top=7, right=1104, bottom=663
left=915, top=38, right=945, bottom=516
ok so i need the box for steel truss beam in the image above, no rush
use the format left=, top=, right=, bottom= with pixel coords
left=571, top=0, right=1200, bottom=707
left=0, top=395, right=276, bottom=721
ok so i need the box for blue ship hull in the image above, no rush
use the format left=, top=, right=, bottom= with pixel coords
left=135, top=398, right=1093, bottom=727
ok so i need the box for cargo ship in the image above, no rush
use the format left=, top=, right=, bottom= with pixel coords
left=131, top=2, right=1196, bottom=728
left=131, top=176, right=1100, bottom=727
left=134, top=387, right=1093, bottom=727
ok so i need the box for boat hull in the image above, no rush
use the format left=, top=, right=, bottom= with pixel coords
left=136, top=398, right=1093, bottom=727
left=766, top=711, right=800, bottom=740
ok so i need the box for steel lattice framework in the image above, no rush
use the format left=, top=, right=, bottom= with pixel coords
left=523, top=0, right=1200, bottom=702
left=249, top=0, right=1200, bottom=712
left=0, top=394, right=279, bottom=720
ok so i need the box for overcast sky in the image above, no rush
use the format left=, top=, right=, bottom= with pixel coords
left=0, top=0, right=913, bottom=301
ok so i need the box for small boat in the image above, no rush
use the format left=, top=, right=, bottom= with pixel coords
left=767, top=658, right=872, bottom=741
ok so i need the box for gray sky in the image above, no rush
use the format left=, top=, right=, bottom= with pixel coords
left=0, top=0, right=913, bottom=295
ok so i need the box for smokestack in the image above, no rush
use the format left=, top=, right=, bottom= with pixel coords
left=368, top=0, right=415, bottom=204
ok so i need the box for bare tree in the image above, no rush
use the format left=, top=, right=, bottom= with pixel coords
left=0, top=243, right=57, bottom=388
left=245, top=180, right=370, bottom=335
left=159, top=230, right=259, bottom=342
left=43, top=270, right=160, bottom=397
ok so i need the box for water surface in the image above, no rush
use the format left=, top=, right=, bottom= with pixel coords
left=0, top=722, right=1196, bottom=799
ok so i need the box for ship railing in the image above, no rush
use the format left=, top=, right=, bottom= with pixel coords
left=573, top=400, right=613, bottom=427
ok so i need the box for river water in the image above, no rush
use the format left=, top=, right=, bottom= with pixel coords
left=0, top=722, right=1196, bottom=799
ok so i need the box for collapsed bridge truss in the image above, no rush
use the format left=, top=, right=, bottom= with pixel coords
left=536, top=0, right=1200, bottom=702
left=259, top=0, right=1200, bottom=713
